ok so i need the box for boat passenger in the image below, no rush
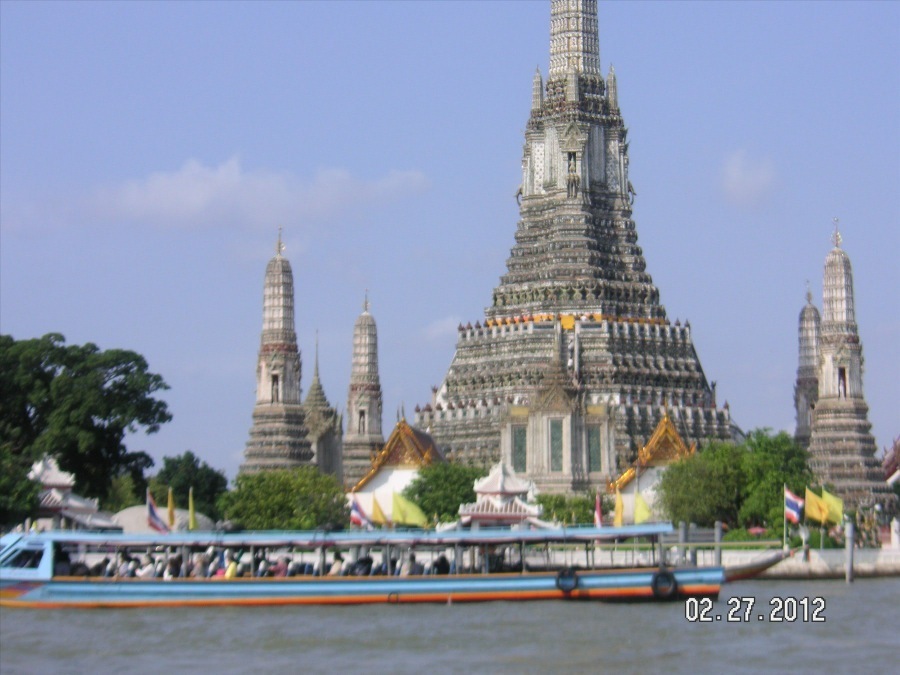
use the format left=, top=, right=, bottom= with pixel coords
left=136, top=556, right=156, bottom=578
left=164, top=556, right=182, bottom=580
left=431, top=554, right=450, bottom=575
left=223, top=552, right=238, bottom=579
left=117, top=553, right=134, bottom=577
left=269, top=557, right=289, bottom=577
left=53, top=549, right=72, bottom=576
left=327, top=552, right=344, bottom=576
left=400, top=553, right=424, bottom=576
left=351, top=554, right=373, bottom=576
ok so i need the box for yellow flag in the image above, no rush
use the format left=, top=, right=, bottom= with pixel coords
left=634, top=492, right=651, bottom=524
left=805, top=488, right=830, bottom=524
left=188, top=486, right=197, bottom=531
left=614, top=489, right=624, bottom=527
left=371, top=497, right=390, bottom=527
left=392, top=492, right=428, bottom=527
left=821, top=488, right=843, bottom=525
left=167, top=487, right=175, bottom=528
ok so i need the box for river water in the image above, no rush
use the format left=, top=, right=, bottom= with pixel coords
left=1, top=579, right=896, bottom=673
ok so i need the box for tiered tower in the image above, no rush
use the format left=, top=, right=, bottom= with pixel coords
left=241, top=232, right=312, bottom=472
left=793, top=287, right=820, bottom=450
left=303, top=338, right=343, bottom=481
left=415, top=0, right=733, bottom=494
left=342, top=296, right=384, bottom=487
left=806, top=223, right=894, bottom=509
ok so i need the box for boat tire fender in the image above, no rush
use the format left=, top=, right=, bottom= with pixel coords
left=556, top=567, right=578, bottom=593
left=651, top=569, right=678, bottom=601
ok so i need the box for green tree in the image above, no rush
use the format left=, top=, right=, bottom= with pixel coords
left=656, top=441, right=745, bottom=527
left=738, top=429, right=812, bottom=529
left=220, top=467, right=348, bottom=530
left=148, top=451, right=228, bottom=520
left=0, top=442, right=40, bottom=527
left=0, top=333, right=170, bottom=500
left=402, top=462, right=487, bottom=522
left=102, top=474, right=143, bottom=513
left=536, top=493, right=610, bottom=524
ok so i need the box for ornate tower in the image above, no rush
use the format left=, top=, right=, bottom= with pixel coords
left=303, top=337, right=343, bottom=481
left=807, top=222, right=894, bottom=509
left=415, top=0, right=733, bottom=494
left=342, top=295, right=384, bottom=487
left=241, top=232, right=311, bottom=473
left=793, top=286, right=820, bottom=450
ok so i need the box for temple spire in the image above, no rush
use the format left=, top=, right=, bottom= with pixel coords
left=549, top=0, right=601, bottom=79
left=531, top=67, right=544, bottom=111
left=241, top=235, right=310, bottom=473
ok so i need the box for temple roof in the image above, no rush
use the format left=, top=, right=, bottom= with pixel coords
left=29, top=456, right=75, bottom=490
left=609, top=412, right=695, bottom=492
left=351, top=419, right=442, bottom=492
left=459, top=495, right=542, bottom=523
left=474, top=462, right=534, bottom=497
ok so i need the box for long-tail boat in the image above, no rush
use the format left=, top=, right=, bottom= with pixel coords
left=0, top=524, right=785, bottom=608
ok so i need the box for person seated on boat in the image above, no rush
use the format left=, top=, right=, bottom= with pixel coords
left=136, top=555, right=156, bottom=578
left=327, top=551, right=344, bottom=576
left=117, top=553, right=134, bottom=577
left=351, top=553, right=373, bottom=576
left=268, top=556, right=289, bottom=578
left=190, top=553, right=209, bottom=578
left=223, top=551, right=238, bottom=579
left=400, top=552, right=424, bottom=576
left=53, top=548, right=72, bottom=576
left=164, top=555, right=183, bottom=580
left=431, top=554, right=450, bottom=575
left=207, top=549, right=222, bottom=577
left=89, top=557, right=110, bottom=577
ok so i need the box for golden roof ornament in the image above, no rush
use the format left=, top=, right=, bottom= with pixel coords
left=831, top=217, right=842, bottom=249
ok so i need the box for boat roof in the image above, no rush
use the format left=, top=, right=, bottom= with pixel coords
left=2, top=523, right=673, bottom=550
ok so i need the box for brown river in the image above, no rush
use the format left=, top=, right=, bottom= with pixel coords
left=1, top=578, right=896, bottom=673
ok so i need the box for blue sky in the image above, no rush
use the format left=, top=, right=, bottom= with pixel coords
left=2, top=1, right=898, bottom=480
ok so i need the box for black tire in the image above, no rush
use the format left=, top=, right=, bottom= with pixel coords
left=651, top=569, right=678, bottom=600
left=556, top=567, right=578, bottom=592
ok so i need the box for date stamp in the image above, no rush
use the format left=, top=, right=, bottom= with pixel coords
left=684, top=596, right=826, bottom=623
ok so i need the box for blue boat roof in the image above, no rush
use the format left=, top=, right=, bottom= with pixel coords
left=5, top=523, right=674, bottom=549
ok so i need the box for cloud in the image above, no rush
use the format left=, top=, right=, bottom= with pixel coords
left=721, top=150, right=775, bottom=207
left=12, top=157, right=428, bottom=231
left=422, top=315, right=462, bottom=342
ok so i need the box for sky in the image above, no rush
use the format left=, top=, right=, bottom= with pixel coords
left=2, top=1, right=898, bottom=481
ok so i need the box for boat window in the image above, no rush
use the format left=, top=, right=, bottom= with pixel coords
left=1, top=548, right=43, bottom=569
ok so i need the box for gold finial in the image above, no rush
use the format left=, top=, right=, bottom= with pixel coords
left=276, top=227, right=285, bottom=255
left=831, top=217, right=842, bottom=248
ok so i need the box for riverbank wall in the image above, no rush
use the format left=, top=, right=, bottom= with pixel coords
left=723, top=548, right=900, bottom=579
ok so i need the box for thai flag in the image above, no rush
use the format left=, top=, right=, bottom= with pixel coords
left=784, top=487, right=804, bottom=525
left=147, top=489, right=170, bottom=533
left=350, top=496, right=372, bottom=530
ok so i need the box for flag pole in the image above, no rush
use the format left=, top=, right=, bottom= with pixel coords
left=783, top=483, right=787, bottom=549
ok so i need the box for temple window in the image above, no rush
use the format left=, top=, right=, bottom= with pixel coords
left=587, top=426, right=602, bottom=472
left=513, top=426, right=527, bottom=473
left=358, top=410, right=367, bottom=434
left=550, top=419, right=563, bottom=472
left=271, top=375, right=279, bottom=403
left=838, top=367, right=847, bottom=398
